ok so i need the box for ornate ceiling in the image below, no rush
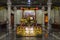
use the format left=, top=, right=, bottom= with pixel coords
left=0, top=0, right=60, bottom=7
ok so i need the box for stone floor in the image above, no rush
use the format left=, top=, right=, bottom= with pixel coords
left=0, top=28, right=60, bottom=40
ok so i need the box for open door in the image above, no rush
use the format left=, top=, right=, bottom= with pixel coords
left=11, top=14, right=14, bottom=29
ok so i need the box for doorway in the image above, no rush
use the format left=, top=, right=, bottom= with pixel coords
left=11, top=13, right=14, bottom=29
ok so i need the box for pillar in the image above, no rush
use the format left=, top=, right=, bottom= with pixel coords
left=14, top=6, right=17, bottom=40
left=47, top=0, right=52, bottom=40
left=7, top=0, right=12, bottom=40
left=42, top=6, right=45, bottom=40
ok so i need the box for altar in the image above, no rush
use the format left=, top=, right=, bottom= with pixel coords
left=16, top=10, right=42, bottom=37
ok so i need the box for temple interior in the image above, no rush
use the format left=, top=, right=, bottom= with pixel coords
left=0, top=0, right=60, bottom=40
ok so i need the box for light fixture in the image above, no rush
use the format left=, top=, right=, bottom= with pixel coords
left=30, top=27, right=33, bottom=30
left=25, top=27, right=34, bottom=35
left=30, top=17, right=33, bottom=20
left=27, top=0, right=31, bottom=6
left=25, top=27, right=29, bottom=34
left=26, top=27, right=29, bottom=30
left=30, top=27, right=34, bottom=33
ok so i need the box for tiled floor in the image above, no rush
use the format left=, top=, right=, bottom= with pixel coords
left=0, top=28, right=60, bottom=40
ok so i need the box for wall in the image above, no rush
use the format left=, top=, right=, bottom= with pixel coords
left=53, top=7, right=60, bottom=24
left=15, top=10, right=43, bottom=24
left=50, top=7, right=60, bottom=24
left=0, top=8, right=59, bottom=24
left=36, top=10, right=43, bottom=24
left=0, top=8, right=7, bottom=22
left=0, top=8, right=23, bottom=24
left=15, top=10, right=22, bottom=24
left=50, top=9, right=54, bottom=24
